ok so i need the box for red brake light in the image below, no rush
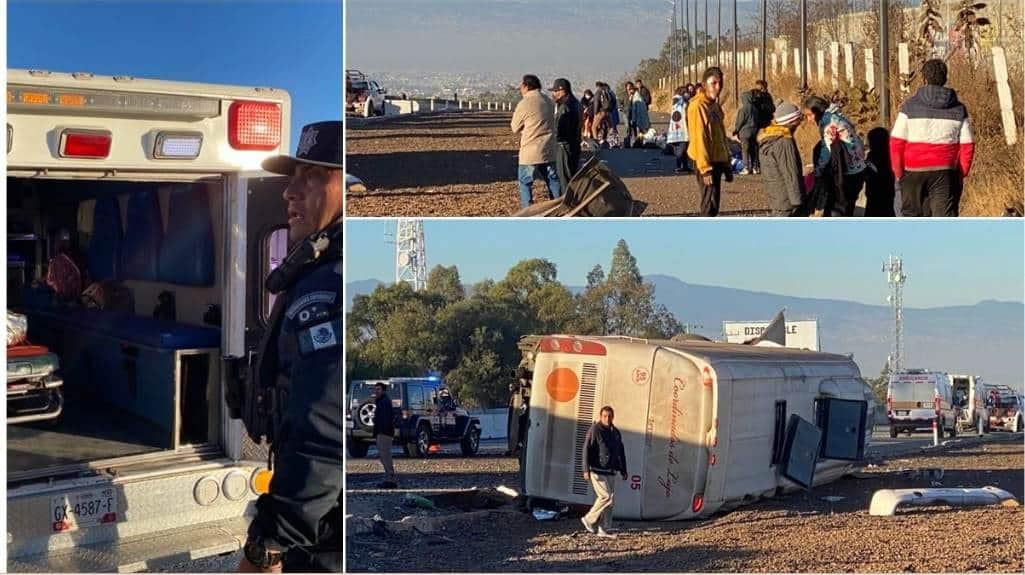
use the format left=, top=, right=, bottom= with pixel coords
left=692, top=494, right=704, bottom=513
left=228, top=100, right=281, bottom=150
left=59, top=129, right=111, bottom=158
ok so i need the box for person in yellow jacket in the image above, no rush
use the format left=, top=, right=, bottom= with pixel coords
left=687, top=67, right=733, bottom=216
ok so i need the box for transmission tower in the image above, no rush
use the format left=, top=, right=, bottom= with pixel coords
left=882, top=255, right=908, bottom=372
left=394, top=219, right=428, bottom=291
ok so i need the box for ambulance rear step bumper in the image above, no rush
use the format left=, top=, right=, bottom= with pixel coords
left=7, top=515, right=250, bottom=573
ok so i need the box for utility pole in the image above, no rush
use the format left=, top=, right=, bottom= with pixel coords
left=882, top=255, right=907, bottom=372
left=733, top=0, right=739, bottom=106
left=880, top=0, right=891, bottom=127
left=761, top=0, right=767, bottom=81
left=704, top=0, right=708, bottom=67
left=685, top=0, right=691, bottom=82
left=717, top=0, right=722, bottom=66
left=800, top=0, right=808, bottom=91
left=395, top=219, right=428, bottom=291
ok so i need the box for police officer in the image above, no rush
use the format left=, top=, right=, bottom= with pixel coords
left=238, top=121, right=342, bottom=573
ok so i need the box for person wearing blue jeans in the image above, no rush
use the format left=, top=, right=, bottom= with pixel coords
left=517, top=164, right=561, bottom=207
left=511, top=74, right=561, bottom=208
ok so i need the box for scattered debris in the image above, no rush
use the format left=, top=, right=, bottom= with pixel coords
left=869, top=486, right=1020, bottom=516
left=404, top=493, right=437, bottom=510
left=532, top=508, right=559, bottom=521
left=497, top=485, right=519, bottom=498
left=821, top=496, right=846, bottom=503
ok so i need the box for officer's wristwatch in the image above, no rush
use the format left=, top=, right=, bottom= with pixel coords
left=244, top=537, right=283, bottom=569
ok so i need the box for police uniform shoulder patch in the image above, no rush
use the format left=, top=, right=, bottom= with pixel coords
left=297, top=317, right=342, bottom=356
left=286, top=291, right=337, bottom=320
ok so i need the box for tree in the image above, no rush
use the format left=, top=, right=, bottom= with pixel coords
left=952, top=1, right=993, bottom=65
left=444, top=326, right=506, bottom=409
left=426, top=264, right=465, bottom=305
left=489, top=259, right=576, bottom=333
left=868, top=360, right=892, bottom=407
left=917, top=0, right=946, bottom=60
left=573, top=240, right=682, bottom=339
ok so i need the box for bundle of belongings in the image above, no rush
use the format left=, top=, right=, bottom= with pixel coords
left=512, top=156, right=643, bottom=217
left=7, top=311, right=63, bottom=425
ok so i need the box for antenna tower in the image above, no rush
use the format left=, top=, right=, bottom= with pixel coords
left=395, top=219, right=427, bottom=291
left=882, top=255, right=908, bottom=372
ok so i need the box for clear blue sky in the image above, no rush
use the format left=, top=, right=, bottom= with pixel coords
left=9, top=0, right=341, bottom=147
left=346, top=220, right=1025, bottom=309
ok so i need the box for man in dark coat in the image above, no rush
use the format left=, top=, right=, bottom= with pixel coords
left=732, top=90, right=760, bottom=174
left=757, top=101, right=807, bottom=216
left=551, top=78, right=582, bottom=192
left=580, top=406, right=627, bottom=538
left=372, top=382, right=397, bottom=489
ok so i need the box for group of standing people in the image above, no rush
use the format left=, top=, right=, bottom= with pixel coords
left=686, top=58, right=974, bottom=217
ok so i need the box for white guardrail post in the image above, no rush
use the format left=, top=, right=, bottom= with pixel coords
left=992, top=46, right=1018, bottom=146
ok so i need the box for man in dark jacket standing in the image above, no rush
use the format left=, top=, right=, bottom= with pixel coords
left=732, top=90, right=759, bottom=175
left=372, top=382, right=397, bottom=489
left=551, top=78, right=582, bottom=192
left=890, top=59, right=975, bottom=216
left=581, top=406, right=627, bottom=538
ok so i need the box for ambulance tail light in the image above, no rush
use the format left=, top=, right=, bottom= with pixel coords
left=251, top=468, right=273, bottom=495
left=154, top=131, right=203, bottom=159
left=59, top=129, right=111, bottom=159
left=692, top=494, right=704, bottom=513
left=228, top=101, right=281, bottom=150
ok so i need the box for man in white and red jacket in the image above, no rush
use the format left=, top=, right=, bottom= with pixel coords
left=890, top=59, right=975, bottom=217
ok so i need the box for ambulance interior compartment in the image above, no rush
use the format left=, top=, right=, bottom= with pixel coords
left=7, top=177, right=231, bottom=476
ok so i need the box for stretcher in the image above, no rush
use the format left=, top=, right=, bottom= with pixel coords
left=8, top=344, right=63, bottom=425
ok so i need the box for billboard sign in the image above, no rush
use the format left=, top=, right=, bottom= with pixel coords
left=722, top=319, right=820, bottom=351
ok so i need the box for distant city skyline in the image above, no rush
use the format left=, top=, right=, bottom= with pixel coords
left=346, top=220, right=1025, bottom=309
left=346, top=0, right=763, bottom=90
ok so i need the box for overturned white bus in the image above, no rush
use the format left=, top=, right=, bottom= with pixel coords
left=508, top=333, right=875, bottom=520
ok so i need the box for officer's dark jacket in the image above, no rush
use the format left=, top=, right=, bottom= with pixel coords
left=249, top=221, right=342, bottom=565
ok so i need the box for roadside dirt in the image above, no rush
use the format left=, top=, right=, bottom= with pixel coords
left=345, top=111, right=770, bottom=217
left=345, top=436, right=1024, bottom=572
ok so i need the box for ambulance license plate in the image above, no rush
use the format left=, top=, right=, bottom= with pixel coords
left=51, top=487, right=119, bottom=533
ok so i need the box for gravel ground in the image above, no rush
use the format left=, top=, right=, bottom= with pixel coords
left=345, top=111, right=773, bottom=217
left=345, top=434, right=1024, bottom=572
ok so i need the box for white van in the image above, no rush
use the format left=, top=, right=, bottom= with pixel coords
left=887, top=370, right=958, bottom=438
left=508, top=334, right=874, bottom=520
left=7, top=69, right=293, bottom=571
left=950, top=374, right=988, bottom=434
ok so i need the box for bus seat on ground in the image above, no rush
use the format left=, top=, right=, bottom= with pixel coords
left=87, top=197, right=122, bottom=281
left=122, top=190, right=163, bottom=281
left=158, top=185, right=215, bottom=286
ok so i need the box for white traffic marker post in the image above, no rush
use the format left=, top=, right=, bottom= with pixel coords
left=782, top=50, right=789, bottom=74
left=817, top=49, right=825, bottom=83
left=430, top=98, right=435, bottom=112
left=865, top=49, right=875, bottom=91
left=844, top=43, right=855, bottom=83
left=770, top=52, right=777, bottom=77
left=978, top=415, right=984, bottom=436
left=992, top=46, right=1019, bottom=146
left=793, top=48, right=800, bottom=77
left=932, top=416, right=940, bottom=446
left=830, top=42, right=840, bottom=89
left=898, top=43, right=911, bottom=94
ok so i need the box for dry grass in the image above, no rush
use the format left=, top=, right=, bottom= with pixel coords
left=655, top=53, right=1024, bottom=216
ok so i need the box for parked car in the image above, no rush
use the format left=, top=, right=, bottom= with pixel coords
left=347, top=377, right=482, bottom=458
left=984, top=387, right=1023, bottom=432
left=346, top=69, right=386, bottom=117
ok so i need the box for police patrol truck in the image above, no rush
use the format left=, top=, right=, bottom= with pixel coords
left=6, top=68, right=293, bottom=571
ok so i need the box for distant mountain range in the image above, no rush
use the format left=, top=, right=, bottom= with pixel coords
left=347, top=274, right=1024, bottom=389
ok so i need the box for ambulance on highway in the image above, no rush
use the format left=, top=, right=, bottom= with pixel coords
left=507, top=329, right=874, bottom=520
left=886, top=369, right=958, bottom=438
left=6, top=68, right=293, bottom=571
